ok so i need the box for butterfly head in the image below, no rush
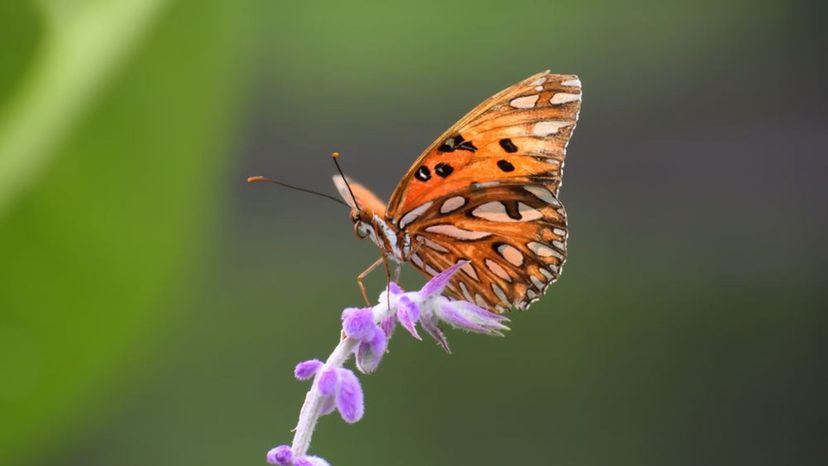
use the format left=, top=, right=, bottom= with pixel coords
left=333, top=174, right=404, bottom=260
left=351, top=209, right=375, bottom=240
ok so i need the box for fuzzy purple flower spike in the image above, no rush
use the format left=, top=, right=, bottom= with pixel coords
left=266, top=261, right=510, bottom=464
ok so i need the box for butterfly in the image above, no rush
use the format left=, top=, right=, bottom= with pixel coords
left=333, top=71, right=581, bottom=313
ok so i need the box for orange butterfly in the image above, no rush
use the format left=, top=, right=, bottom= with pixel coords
left=332, top=71, right=582, bottom=313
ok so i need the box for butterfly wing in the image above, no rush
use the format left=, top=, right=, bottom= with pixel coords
left=405, top=181, right=567, bottom=312
left=387, top=71, right=581, bottom=216
left=333, top=175, right=387, bottom=216
left=387, top=71, right=581, bottom=312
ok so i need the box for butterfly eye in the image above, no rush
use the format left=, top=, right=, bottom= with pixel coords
left=355, top=222, right=372, bottom=239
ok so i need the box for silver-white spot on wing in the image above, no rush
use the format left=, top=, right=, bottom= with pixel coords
left=524, top=186, right=558, bottom=205
left=425, top=225, right=493, bottom=240
left=470, top=181, right=500, bottom=190
left=410, top=253, right=424, bottom=268
left=530, top=275, right=545, bottom=290
left=417, top=236, right=450, bottom=253
left=399, top=201, right=433, bottom=229
left=529, top=77, right=547, bottom=86
left=561, top=78, right=581, bottom=88
left=528, top=241, right=564, bottom=259
left=553, top=228, right=567, bottom=237
left=510, top=94, right=539, bottom=109
left=471, top=202, right=543, bottom=222
left=459, top=281, right=474, bottom=302
left=484, top=259, right=512, bottom=282
left=539, top=268, right=556, bottom=281
left=475, top=294, right=488, bottom=307
left=550, top=92, right=581, bottom=105
left=496, top=243, right=524, bottom=267
left=440, top=196, right=467, bottom=214
left=491, top=283, right=510, bottom=306
left=552, top=240, right=566, bottom=251
left=532, top=120, right=573, bottom=137
left=460, top=262, right=479, bottom=281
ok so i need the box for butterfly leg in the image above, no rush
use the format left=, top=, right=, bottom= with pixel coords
left=382, top=256, right=394, bottom=313
left=357, top=257, right=384, bottom=305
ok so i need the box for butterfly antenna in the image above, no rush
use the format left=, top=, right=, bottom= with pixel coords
left=247, top=176, right=348, bottom=207
left=331, top=151, right=361, bottom=211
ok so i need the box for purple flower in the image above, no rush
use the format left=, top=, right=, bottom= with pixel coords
left=273, top=259, right=512, bottom=466
left=295, top=457, right=331, bottom=466
left=342, top=306, right=389, bottom=374
left=355, top=326, right=387, bottom=373
left=396, top=295, right=421, bottom=340
left=388, top=260, right=510, bottom=352
left=294, top=360, right=323, bottom=380
left=306, top=367, right=365, bottom=423
left=266, top=445, right=293, bottom=465
left=335, top=368, right=364, bottom=423
left=317, top=368, right=338, bottom=396
left=379, top=315, right=396, bottom=339
left=265, top=445, right=330, bottom=466
left=419, top=261, right=465, bottom=298
left=341, top=307, right=377, bottom=340
left=434, top=299, right=509, bottom=336
left=419, top=312, right=451, bottom=353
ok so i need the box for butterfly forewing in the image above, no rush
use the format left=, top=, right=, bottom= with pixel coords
left=387, top=71, right=581, bottom=218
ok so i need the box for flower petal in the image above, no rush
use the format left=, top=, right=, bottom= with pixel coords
left=341, top=307, right=378, bottom=341
left=294, top=359, right=323, bottom=380
left=453, top=300, right=510, bottom=322
left=319, top=395, right=337, bottom=415
left=355, top=327, right=387, bottom=373
left=317, top=368, right=338, bottom=397
left=437, top=301, right=508, bottom=336
left=388, top=281, right=403, bottom=296
left=419, top=261, right=466, bottom=298
left=379, top=315, right=397, bottom=339
left=266, top=445, right=293, bottom=466
left=420, top=314, right=451, bottom=353
left=437, top=303, right=489, bottom=333
left=396, top=295, right=421, bottom=340
left=335, top=368, right=364, bottom=423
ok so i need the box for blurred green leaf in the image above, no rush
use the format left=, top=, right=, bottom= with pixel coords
left=0, top=0, right=250, bottom=464
left=0, top=0, right=169, bottom=216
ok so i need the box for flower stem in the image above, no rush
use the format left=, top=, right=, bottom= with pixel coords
left=290, top=336, right=359, bottom=457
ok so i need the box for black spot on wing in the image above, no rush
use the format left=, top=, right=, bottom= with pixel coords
left=457, top=140, right=478, bottom=152
left=499, top=138, right=518, bottom=153
left=438, top=134, right=477, bottom=153
left=415, top=166, right=431, bottom=181
left=435, top=163, right=454, bottom=178
left=497, top=160, right=515, bottom=172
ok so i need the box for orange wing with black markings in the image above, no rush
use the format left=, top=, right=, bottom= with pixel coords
left=387, top=71, right=581, bottom=312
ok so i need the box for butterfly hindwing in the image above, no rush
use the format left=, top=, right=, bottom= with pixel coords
left=401, top=181, right=568, bottom=312
left=333, top=175, right=387, bottom=215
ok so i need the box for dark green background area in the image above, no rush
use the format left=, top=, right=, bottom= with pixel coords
left=0, top=1, right=825, bottom=466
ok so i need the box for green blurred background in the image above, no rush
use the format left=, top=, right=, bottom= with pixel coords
left=1, top=1, right=825, bottom=465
